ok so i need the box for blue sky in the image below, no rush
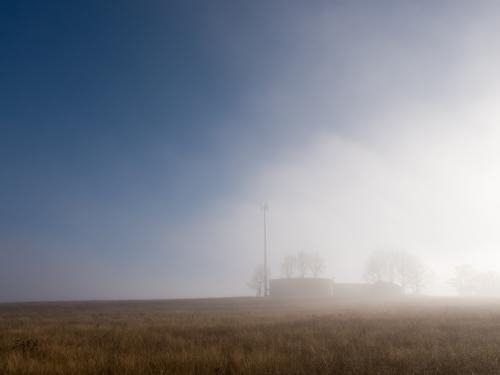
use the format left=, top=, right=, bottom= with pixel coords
left=1, top=0, right=311, bottom=300
left=3, top=1, right=500, bottom=301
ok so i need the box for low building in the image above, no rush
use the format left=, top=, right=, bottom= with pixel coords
left=270, top=278, right=333, bottom=297
left=269, top=278, right=402, bottom=299
left=332, top=281, right=402, bottom=299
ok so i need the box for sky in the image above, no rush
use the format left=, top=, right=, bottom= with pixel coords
left=2, top=1, right=500, bottom=301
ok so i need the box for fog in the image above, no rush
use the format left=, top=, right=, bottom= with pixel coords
left=161, top=2, right=500, bottom=297
left=167, top=121, right=500, bottom=296
left=3, top=1, right=500, bottom=301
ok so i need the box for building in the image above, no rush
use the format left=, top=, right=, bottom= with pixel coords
left=269, top=278, right=333, bottom=297
left=332, top=281, right=402, bottom=299
left=269, top=278, right=402, bottom=299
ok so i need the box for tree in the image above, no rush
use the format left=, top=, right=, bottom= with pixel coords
left=364, top=251, right=396, bottom=283
left=399, top=253, right=430, bottom=294
left=474, top=271, right=500, bottom=296
left=309, top=252, right=325, bottom=277
left=449, top=264, right=478, bottom=296
left=296, top=251, right=310, bottom=278
left=280, top=254, right=297, bottom=278
left=247, top=264, right=266, bottom=296
left=450, top=265, right=500, bottom=296
left=364, top=250, right=430, bottom=294
left=280, top=252, right=326, bottom=279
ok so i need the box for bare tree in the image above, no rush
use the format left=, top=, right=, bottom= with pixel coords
left=449, top=264, right=478, bottom=296
left=450, top=265, right=500, bottom=296
left=364, top=250, right=430, bottom=294
left=280, top=254, right=297, bottom=278
left=364, top=251, right=396, bottom=283
left=296, top=251, right=310, bottom=278
left=394, top=252, right=413, bottom=293
left=399, top=253, right=430, bottom=294
left=247, top=264, right=266, bottom=296
left=473, top=271, right=500, bottom=296
left=308, top=252, right=325, bottom=277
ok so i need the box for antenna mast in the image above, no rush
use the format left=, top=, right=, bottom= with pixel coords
left=262, top=203, right=269, bottom=297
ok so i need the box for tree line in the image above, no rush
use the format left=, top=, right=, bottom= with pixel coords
left=248, top=249, right=500, bottom=297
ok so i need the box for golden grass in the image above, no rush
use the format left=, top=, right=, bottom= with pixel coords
left=2, top=297, right=500, bottom=374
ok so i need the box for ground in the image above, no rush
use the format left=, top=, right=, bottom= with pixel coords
left=2, top=296, right=500, bottom=374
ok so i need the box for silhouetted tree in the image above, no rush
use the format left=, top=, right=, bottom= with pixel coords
left=364, top=251, right=397, bottom=283
left=474, top=271, right=500, bottom=296
left=280, top=254, right=297, bottom=278
left=309, top=252, right=325, bottom=277
left=450, top=265, right=500, bottom=296
left=399, top=253, right=430, bottom=294
left=280, top=252, right=326, bottom=278
left=450, top=264, right=478, bottom=295
left=364, top=250, right=430, bottom=294
left=248, top=264, right=266, bottom=296
left=296, top=251, right=310, bottom=278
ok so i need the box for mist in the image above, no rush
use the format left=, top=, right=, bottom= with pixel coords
left=157, top=1, right=500, bottom=298
left=3, top=1, right=500, bottom=301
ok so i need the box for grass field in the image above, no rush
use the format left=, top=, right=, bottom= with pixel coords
left=2, top=297, right=500, bottom=374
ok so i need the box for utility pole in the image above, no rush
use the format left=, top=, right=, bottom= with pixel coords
left=262, top=203, right=269, bottom=297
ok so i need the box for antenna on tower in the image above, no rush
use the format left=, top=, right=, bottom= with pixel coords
left=261, top=203, right=269, bottom=297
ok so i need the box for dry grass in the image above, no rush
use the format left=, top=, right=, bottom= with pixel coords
left=2, top=297, right=500, bottom=374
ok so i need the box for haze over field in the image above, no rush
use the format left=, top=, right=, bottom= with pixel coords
left=3, top=1, right=500, bottom=301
